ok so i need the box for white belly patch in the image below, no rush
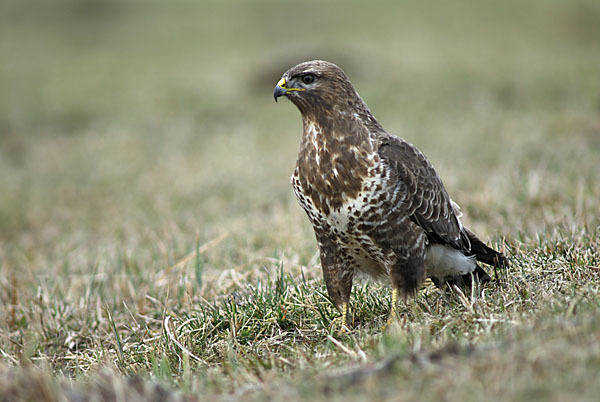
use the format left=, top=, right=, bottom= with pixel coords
left=425, top=244, right=476, bottom=280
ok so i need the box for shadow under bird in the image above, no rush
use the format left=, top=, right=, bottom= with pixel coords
left=274, top=60, right=508, bottom=327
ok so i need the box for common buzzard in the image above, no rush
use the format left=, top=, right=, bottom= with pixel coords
left=274, top=60, right=507, bottom=326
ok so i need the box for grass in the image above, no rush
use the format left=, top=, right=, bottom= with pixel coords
left=1, top=0, right=600, bottom=400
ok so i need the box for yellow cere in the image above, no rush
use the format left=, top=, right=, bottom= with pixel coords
left=278, top=77, right=305, bottom=93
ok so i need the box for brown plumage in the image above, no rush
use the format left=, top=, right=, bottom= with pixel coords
left=274, top=60, right=507, bottom=321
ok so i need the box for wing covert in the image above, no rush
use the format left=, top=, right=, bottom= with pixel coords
left=378, top=136, right=469, bottom=251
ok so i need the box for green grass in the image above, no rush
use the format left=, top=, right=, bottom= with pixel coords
left=1, top=0, right=600, bottom=400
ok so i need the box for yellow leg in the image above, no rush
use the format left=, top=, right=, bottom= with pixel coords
left=386, top=288, right=398, bottom=326
left=341, top=302, right=348, bottom=327
left=331, top=302, right=349, bottom=333
left=335, top=302, right=348, bottom=332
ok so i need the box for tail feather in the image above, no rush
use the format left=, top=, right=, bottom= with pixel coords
left=464, top=228, right=508, bottom=269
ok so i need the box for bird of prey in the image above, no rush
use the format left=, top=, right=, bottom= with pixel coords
left=274, top=60, right=507, bottom=326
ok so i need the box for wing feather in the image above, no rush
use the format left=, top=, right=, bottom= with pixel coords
left=378, top=136, right=469, bottom=251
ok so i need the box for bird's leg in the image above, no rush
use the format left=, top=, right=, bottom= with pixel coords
left=384, top=254, right=424, bottom=329
left=386, top=288, right=399, bottom=326
left=340, top=302, right=349, bottom=331
left=328, top=302, right=349, bottom=333
left=319, top=247, right=353, bottom=333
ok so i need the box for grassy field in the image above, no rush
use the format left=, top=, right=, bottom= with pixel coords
left=1, top=0, right=600, bottom=400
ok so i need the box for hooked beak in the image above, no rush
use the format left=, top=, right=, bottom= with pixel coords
left=274, top=78, right=287, bottom=102
left=273, top=77, right=305, bottom=102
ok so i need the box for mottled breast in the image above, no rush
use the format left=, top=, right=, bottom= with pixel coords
left=291, top=154, right=403, bottom=280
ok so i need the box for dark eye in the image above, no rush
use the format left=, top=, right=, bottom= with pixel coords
left=302, top=74, right=315, bottom=84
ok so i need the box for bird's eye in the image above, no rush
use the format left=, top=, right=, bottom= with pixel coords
left=302, top=74, right=315, bottom=84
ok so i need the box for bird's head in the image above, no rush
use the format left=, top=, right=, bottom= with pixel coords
left=273, top=60, right=362, bottom=117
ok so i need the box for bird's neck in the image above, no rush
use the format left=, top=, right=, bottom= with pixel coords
left=298, top=107, right=379, bottom=154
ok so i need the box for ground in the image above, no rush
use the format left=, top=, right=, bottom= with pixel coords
left=1, top=0, right=600, bottom=401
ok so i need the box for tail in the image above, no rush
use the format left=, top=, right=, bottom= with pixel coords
left=464, top=228, right=509, bottom=269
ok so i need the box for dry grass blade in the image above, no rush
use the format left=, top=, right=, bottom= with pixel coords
left=163, top=316, right=207, bottom=365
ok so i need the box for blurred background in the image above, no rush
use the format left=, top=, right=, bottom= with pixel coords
left=1, top=0, right=599, bottom=287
